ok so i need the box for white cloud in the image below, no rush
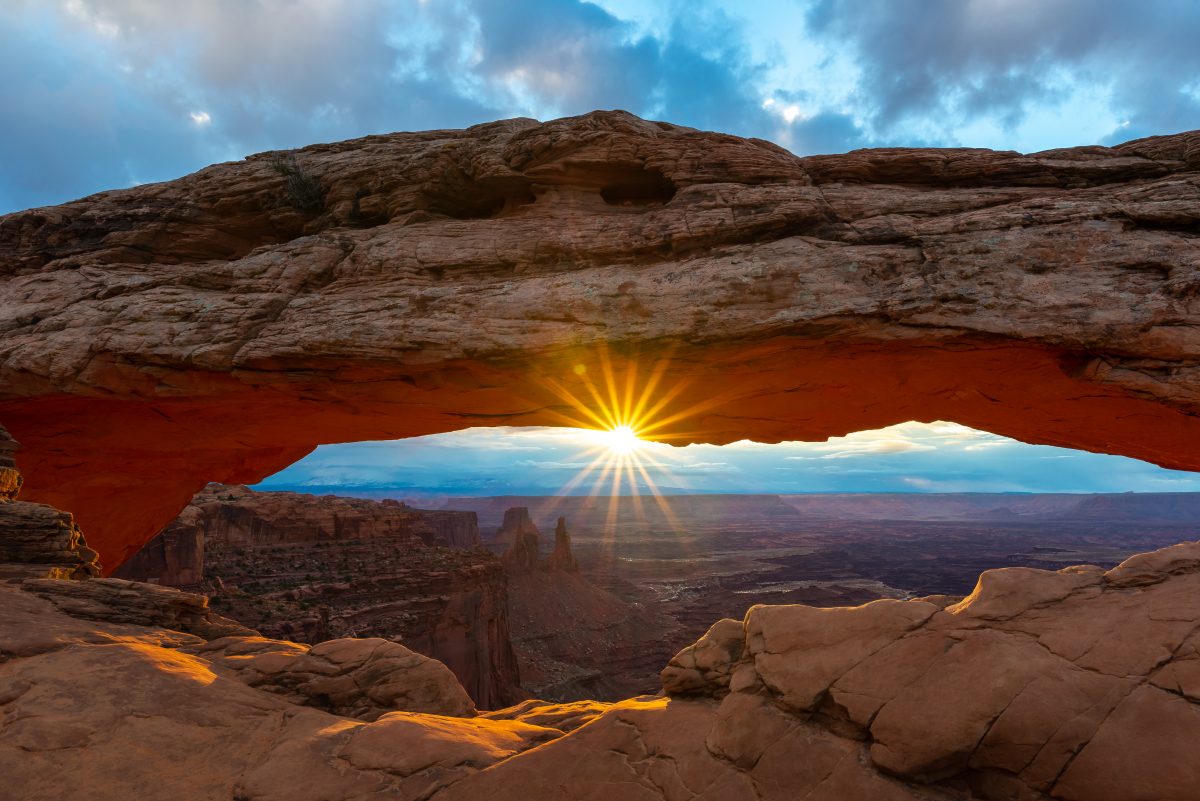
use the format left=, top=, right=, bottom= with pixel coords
left=189, top=110, right=211, bottom=125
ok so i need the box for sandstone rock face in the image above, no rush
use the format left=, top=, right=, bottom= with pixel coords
left=415, top=509, right=482, bottom=549
left=499, top=507, right=541, bottom=574
left=0, top=427, right=101, bottom=580
left=163, top=483, right=444, bottom=547
left=0, top=424, right=20, bottom=501
left=0, top=583, right=555, bottom=801
left=2, top=113, right=1200, bottom=567
left=21, top=576, right=255, bottom=641
left=4, top=541, right=1200, bottom=800
left=193, top=635, right=476, bottom=720
left=114, top=484, right=480, bottom=585
left=112, top=523, right=205, bottom=587
left=660, top=542, right=1200, bottom=800
left=493, top=507, right=673, bottom=700
left=495, top=506, right=539, bottom=544
left=548, top=517, right=579, bottom=573
left=0, top=502, right=102, bottom=580
left=118, top=483, right=523, bottom=709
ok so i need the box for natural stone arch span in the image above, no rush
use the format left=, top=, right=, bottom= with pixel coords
left=1, top=111, right=1199, bottom=570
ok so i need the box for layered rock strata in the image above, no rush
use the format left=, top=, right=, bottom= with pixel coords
left=117, top=483, right=522, bottom=708
left=0, top=424, right=20, bottom=501
left=114, top=484, right=481, bottom=587
left=0, top=426, right=101, bottom=580
left=3, top=114, right=1200, bottom=568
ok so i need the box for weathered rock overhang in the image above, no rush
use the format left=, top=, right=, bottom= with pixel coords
left=1, top=111, right=1199, bottom=569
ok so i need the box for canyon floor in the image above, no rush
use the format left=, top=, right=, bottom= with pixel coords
left=235, top=487, right=1200, bottom=701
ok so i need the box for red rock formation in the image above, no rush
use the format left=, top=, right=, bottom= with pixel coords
left=6, top=541, right=1200, bottom=800
left=0, top=426, right=101, bottom=580
left=168, top=484, right=443, bottom=546
left=115, top=483, right=522, bottom=708
left=2, top=114, right=1200, bottom=570
left=0, top=424, right=20, bottom=502
left=495, top=507, right=540, bottom=545
left=506, top=566, right=679, bottom=701
left=494, top=508, right=676, bottom=699
left=499, top=507, right=541, bottom=574
left=112, top=524, right=205, bottom=588
left=116, top=486, right=482, bottom=587
left=414, top=509, right=481, bottom=549
left=547, top=517, right=579, bottom=573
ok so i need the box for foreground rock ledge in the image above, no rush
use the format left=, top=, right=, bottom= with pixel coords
left=3, top=542, right=1200, bottom=801
left=2, top=112, right=1200, bottom=566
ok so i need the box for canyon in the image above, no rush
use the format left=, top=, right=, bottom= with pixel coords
left=117, top=484, right=677, bottom=704
left=3, top=435, right=1200, bottom=799
left=116, top=483, right=521, bottom=707
left=116, top=481, right=1200, bottom=711
left=3, top=112, right=1200, bottom=799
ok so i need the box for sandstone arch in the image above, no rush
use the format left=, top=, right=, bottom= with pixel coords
left=1, top=111, right=1199, bottom=570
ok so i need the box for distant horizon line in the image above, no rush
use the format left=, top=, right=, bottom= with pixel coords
left=251, top=483, right=1200, bottom=498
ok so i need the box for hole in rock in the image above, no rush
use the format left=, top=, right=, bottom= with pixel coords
left=599, top=166, right=677, bottom=206
left=115, top=419, right=1200, bottom=709
left=424, top=175, right=538, bottom=220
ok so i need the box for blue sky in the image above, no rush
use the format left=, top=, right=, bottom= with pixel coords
left=4, top=0, right=1200, bottom=213
left=4, top=1, right=1200, bottom=493
left=259, top=422, right=1200, bottom=496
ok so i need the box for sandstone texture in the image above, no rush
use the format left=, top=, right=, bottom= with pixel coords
left=21, top=576, right=254, bottom=640
left=4, top=522, right=1200, bottom=799
left=0, top=582, right=553, bottom=801
left=660, top=542, right=1200, bottom=801
left=118, top=483, right=523, bottom=708
left=0, top=425, right=101, bottom=580
left=15, top=368, right=1199, bottom=800
left=193, top=635, right=476, bottom=720
left=1, top=113, right=1199, bottom=567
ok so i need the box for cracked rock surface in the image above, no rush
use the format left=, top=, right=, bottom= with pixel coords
left=661, top=541, right=1200, bottom=800
left=3, top=541, right=1200, bottom=799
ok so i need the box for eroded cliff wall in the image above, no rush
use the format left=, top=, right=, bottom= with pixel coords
left=116, top=483, right=522, bottom=708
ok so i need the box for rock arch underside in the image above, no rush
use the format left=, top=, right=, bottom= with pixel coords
left=2, top=112, right=1200, bottom=800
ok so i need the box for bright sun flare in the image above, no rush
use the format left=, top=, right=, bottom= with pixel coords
left=600, top=424, right=643, bottom=454
left=535, top=346, right=726, bottom=517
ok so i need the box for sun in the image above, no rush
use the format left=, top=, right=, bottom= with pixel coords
left=599, top=424, right=643, bottom=454
left=533, top=346, right=730, bottom=520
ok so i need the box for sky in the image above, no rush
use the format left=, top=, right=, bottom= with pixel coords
left=259, top=422, right=1200, bottom=496
left=4, top=0, right=1200, bottom=213
left=4, top=1, right=1200, bottom=494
